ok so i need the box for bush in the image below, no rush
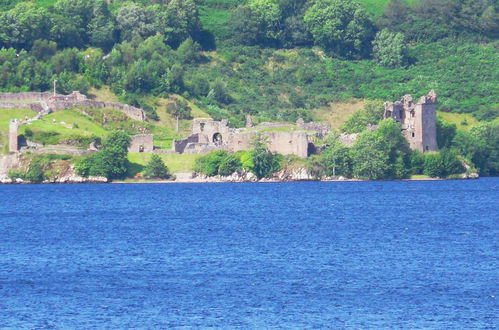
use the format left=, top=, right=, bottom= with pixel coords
left=76, top=131, right=131, bottom=180
left=193, top=150, right=228, bottom=176
left=143, top=155, right=170, bottom=179
left=218, top=154, right=242, bottom=176
left=25, top=161, right=45, bottom=183
left=423, top=153, right=444, bottom=178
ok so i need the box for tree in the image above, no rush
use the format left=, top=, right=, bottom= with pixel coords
left=436, top=118, right=457, bottom=149
left=88, top=0, right=117, bottom=50
left=176, top=38, right=202, bottom=64
left=155, top=0, right=202, bottom=48
left=231, top=0, right=282, bottom=46
left=304, top=0, right=375, bottom=58
left=250, top=134, right=281, bottom=179
left=320, top=133, right=352, bottom=177
left=349, top=119, right=410, bottom=180
left=0, top=3, right=51, bottom=50
left=144, top=154, right=170, bottom=179
left=372, top=29, right=408, bottom=68
left=218, top=154, right=242, bottom=176
left=30, top=40, right=58, bottom=61
left=193, top=150, right=228, bottom=176
left=167, top=98, right=191, bottom=131
left=423, top=153, right=444, bottom=178
left=116, top=4, right=156, bottom=42
left=379, top=0, right=410, bottom=26
left=76, top=131, right=131, bottom=180
left=165, top=64, right=185, bottom=94
left=350, top=131, right=389, bottom=180
left=190, top=75, right=210, bottom=97
left=208, top=80, right=232, bottom=105
left=342, top=101, right=384, bottom=133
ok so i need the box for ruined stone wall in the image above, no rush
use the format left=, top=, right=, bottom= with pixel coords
left=266, top=131, right=309, bottom=158
left=0, top=103, right=44, bottom=112
left=191, top=119, right=231, bottom=143
left=128, top=134, right=154, bottom=153
left=0, top=92, right=57, bottom=102
left=0, top=91, right=146, bottom=121
left=384, top=91, right=438, bottom=152
left=227, top=132, right=254, bottom=153
left=173, top=134, right=199, bottom=153
left=296, top=118, right=331, bottom=138
left=22, top=145, right=95, bottom=156
left=48, top=99, right=146, bottom=121
left=9, top=120, right=19, bottom=152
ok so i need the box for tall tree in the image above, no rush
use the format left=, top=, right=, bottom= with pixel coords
left=372, top=29, right=408, bottom=68
left=304, top=0, right=375, bottom=58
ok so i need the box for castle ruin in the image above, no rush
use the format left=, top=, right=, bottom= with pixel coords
left=172, top=119, right=324, bottom=158
left=384, top=90, right=438, bottom=152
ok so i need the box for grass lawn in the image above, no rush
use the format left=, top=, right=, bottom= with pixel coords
left=88, top=86, right=121, bottom=103
left=437, top=111, right=478, bottom=131
left=128, top=153, right=201, bottom=174
left=410, top=175, right=433, bottom=180
left=314, top=100, right=366, bottom=131
left=0, top=108, right=36, bottom=131
left=22, top=110, right=107, bottom=137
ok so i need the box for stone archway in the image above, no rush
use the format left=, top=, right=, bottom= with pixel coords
left=213, top=133, right=222, bottom=143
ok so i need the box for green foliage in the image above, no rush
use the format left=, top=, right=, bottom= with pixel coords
left=208, top=79, right=232, bottom=105
left=349, top=118, right=410, bottom=179
left=193, top=150, right=229, bottom=176
left=451, top=120, right=499, bottom=176
left=218, top=154, right=242, bottom=176
left=167, top=98, right=192, bottom=120
left=422, top=149, right=464, bottom=178
left=76, top=130, right=131, bottom=179
left=25, top=161, right=45, bottom=183
left=423, top=153, right=444, bottom=178
left=409, top=150, right=425, bottom=174
left=372, top=29, right=408, bottom=68
left=249, top=134, right=282, bottom=179
left=176, top=38, right=202, bottom=64
left=342, top=100, right=384, bottom=133
left=315, top=133, right=352, bottom=177
left=350, top=131, right=389, bottom=180
left=436, top=118, right=457, bottom=149
left=304, top=0, right=375, bottom=58
left=143, top=154, right=170, bottom=178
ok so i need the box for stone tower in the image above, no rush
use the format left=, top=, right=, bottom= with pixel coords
left=9, top=119, right=19, bottom=153
left=384, top=90, right=438, bottom=152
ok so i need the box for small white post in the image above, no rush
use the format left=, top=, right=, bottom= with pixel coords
left=53, top=80, right=57, bottom=96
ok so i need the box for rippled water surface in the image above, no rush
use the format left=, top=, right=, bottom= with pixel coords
left=0, top=179, right=498, bottom=328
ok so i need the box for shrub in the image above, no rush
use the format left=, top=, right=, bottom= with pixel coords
left=218, top=154, right=242, bottom=176
left=25, top=161, right=45, bottom=183
left=143, top=155, right=170, bottom=179
left=193, top=150, right=228, bottom=176
left=423, top=153, right=444, bottom=178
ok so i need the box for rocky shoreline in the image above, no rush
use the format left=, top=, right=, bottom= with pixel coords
left=0, top=167, right=479, bottom=184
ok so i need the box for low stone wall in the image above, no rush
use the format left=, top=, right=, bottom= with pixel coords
left=20, top=145, right=95, bottom=156
left=0, top=103, right=43, bottom=112
left=0, top=91, right=146, bottom=122
left=0, top=92, right=57, bottom=102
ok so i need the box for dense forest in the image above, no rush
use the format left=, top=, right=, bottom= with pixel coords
left=0, top=0, right=498, bottom=180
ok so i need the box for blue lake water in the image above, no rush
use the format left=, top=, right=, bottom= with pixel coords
left=0, top=179, right=498, bottom=328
